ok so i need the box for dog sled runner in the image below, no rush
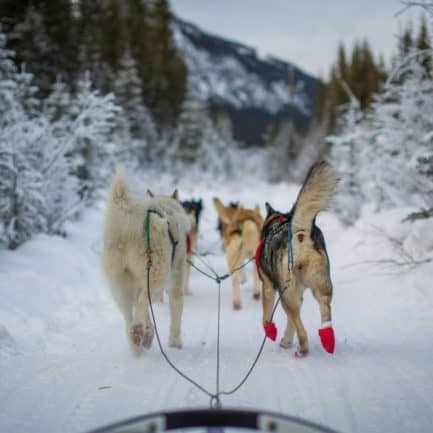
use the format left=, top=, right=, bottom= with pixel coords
left=87, top=408, right=340, bottom=433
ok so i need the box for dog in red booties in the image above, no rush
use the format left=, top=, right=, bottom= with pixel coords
left=256, top=161, right=338, bottom=357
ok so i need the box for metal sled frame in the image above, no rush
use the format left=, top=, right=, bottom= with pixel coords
left=87, top=409, right=340, bottom=433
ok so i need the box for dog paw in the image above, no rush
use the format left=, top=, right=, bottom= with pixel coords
left=263, top=321, right=277, bottom=341
left=294, top=350, right=308, bottom=358
left=168, top=335, right=183, bottom=349
left=279, top=338, right=292, bottom=349
left=131, top=343, right=143, bottom=357
left=318, top=325, right=335, bottom=354
left=143, top=326, right=154, bottom=349
left=233, top=301, right=242, bottom=310
left=130, top=323, right=144, bottom=346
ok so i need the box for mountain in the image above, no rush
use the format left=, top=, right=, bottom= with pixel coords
left=172, top=17, right=319, bottom=146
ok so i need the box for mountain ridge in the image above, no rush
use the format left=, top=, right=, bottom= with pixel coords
left=173, top=16, right=320, bottom=145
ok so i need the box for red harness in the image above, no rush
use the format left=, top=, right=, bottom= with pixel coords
left=255, top=239, right=265, bottom=281
left=186, top=234, right=192, bottom=255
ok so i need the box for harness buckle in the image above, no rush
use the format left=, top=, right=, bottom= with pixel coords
left=146, top=248, right=153, bottom=269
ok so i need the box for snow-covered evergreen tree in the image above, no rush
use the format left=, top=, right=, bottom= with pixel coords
left=0, top=31, right=120, bottom=248
left=113, top=50, right=157, bottom=164
left=328, top=26, right=433, bottom=223
left=0, top=33, right=46, bottom=247
left=198, top=113, right=235, bottom=176
left=173, top=80, right=206, bottom=163
left=67, top=72, right=119, bottom=198
left=328, top=84, right=366, bottom=224
left=0, top=117, right=48, bottom=248
left=369, top=53, right=433, bottom=210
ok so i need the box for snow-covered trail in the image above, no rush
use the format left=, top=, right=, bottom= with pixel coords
left=1, top=180, right=433, bottom=433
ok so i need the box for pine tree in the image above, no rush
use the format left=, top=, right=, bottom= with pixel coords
left=67, top=72, right=119, bottom=198
left=113, top=50, right=157, bottom=164
left=173, top=81, right=206, bottom=163
left=334, top=43, right=350, bottom=106
left=0, top=33, right=46, bottom=247
left=144, top=0, right=187, bottom=124
left=416, top=14, right=431, bottom=73
left=77, top=0, right=104, bottom=89
left=328, top=84, right=365, bottom=224
left=399, top=23, right=414, bottom=59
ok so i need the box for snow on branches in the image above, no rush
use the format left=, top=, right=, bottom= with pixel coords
left=0, top=32, right=120, bottom=249
left=328, top=11, right=433, bottom=224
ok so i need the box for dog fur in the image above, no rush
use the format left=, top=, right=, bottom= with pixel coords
left=181, top=199, right=203, bottom=295
left=213, top=199, right=264, bottom=310
left=102, top=169, right=190, bottom=356
left=258, top=161, right=338, bottom=355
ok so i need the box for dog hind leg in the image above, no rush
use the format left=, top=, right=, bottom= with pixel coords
left=261, top=278, right=276, bottom=325
left=280, top=315, right=295, bottom=349
left=281, top=283, right=309, bottom=355
left=311, top=280, right=335, bottom=354
left=183, top=258, right=193, bottom=296
left=227, top=237, right=243, bottom=310
left=239, top=268, right=247, bottom=285
left=168, top=269, right=184, bottom=348
left=252, top=265, right=261, bottom=300
left=312, top=286, right=332, bottom=325
left=133, top=287, right=154, bottom=353
left=108, top=274, right=139, bottom=353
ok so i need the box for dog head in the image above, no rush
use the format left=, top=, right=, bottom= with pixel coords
left=213, top=198, right=240, bottom=239
left=262, top=202, right=291, bottom=239
left=181, top=199, right=203, bottom=228
left=147, top=189, right=179, bottom=201
left=214, top=199, right=264, bottom=241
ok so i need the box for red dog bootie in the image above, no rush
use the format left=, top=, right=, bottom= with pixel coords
left=318, top=322, right=335, bottom=354
left=263, top=321, right=277, bottom=341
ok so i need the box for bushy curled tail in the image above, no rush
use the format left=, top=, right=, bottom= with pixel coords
left=291, top=161, right=338, bottom=232
left=107, top=167, right=129, bottom=210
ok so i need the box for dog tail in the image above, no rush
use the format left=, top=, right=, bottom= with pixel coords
left=107, top=166, right=129, bottom=211
left=291, top=161, right=338, bottom=233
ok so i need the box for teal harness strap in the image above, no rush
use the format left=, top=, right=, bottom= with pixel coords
left=287, top=223, right=294, bottom=271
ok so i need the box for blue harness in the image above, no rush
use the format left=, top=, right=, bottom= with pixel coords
left=287, top=223, right=294, bottom=271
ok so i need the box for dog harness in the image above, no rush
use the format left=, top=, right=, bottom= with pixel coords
left=186, top=234, right=192, bottom=255
left=145, top=209, right=183, bottom=264
left=255, top=213, right=294, bottom=281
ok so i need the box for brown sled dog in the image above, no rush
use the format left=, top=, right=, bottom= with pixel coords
left=256, top=161, right=338, bottom=356
left=213, top=199, right=264, bottom=310
left=181, top=199, right=203, bottom=295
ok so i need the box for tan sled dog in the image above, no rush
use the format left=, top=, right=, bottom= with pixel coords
left=102, top=170, right=190, bottom=356
left=257, top=161, right=338, bottom=356
left=213, top=199, right=264, bottom=310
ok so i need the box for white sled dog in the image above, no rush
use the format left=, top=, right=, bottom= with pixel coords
left=102, top=169, right=190, bottom=356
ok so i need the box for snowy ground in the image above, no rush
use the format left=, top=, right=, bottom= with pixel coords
left=1, top=175, right=433, bottom=433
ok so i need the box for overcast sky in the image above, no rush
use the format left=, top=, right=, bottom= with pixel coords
left=171, top=0, right=418, bottom=78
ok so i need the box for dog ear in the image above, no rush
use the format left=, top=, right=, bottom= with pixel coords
left=213, top=197, right=232, bottom=224
left=265, top=202, right=275, bottom=215
left=147, top=189, right=154, bottom=198
left=171, top=189, right=179, bottom=200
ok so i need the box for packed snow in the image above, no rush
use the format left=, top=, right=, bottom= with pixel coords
left=1, top=174, right=433, bottom=433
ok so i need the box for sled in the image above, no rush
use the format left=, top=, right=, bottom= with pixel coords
left=87, top=408, right=340, bottom=433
